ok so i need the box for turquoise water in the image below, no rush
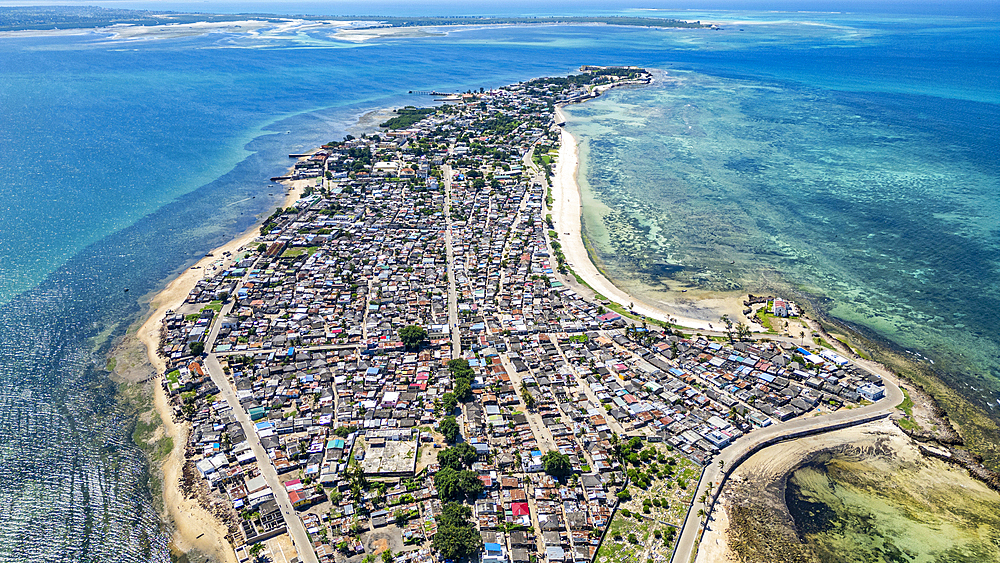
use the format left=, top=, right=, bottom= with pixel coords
left=0, top=9, right=997, bottom=561
left=786, top=453, right=1000, bottom=562
left=561, top=19, right=1000, bottom=437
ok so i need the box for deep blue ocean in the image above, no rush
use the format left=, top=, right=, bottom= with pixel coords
left=0, top=4, right=997, bottom=561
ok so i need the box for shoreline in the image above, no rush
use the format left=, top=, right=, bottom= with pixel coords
left=696, top=417, right=1000, bottom=563
left=126, top=71, right=998, bottom=563
left=549, top=83, right=1000, bottom=561
left=134, top=177, right=309, bottom=563
left=551, top=104, right=751, bottom=331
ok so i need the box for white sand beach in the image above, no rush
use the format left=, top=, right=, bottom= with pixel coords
left=550, top=106, right=747, bottom=331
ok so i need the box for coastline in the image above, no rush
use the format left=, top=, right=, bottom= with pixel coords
left=134, top=177, right=309, bottom=563
left=551, top=104, right=749, bottom=331
left=696, top=417, right=1000, bottom=563
left=125, top=72, right=997, bottom=563
left=549, top=85, right=1000, bottom=561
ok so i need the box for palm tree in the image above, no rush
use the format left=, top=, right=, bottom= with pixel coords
left=735, top=322, right=751, bottom=341
left=718, top=459, right=725, bottom=471
left=697, top=508, right=706, bottom=522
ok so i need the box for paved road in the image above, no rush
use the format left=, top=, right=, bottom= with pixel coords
left=204, top=353, right=319, bottom=563
left=197, top=257, right=319, bottom=563
left=670, top=377, right=903, bottom=563
left=442, top=163, right=461, bottom=358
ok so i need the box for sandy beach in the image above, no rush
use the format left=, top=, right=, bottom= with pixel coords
left=135, top=177, right=309, bottom=563
left=693, top=419, right=909, bottom=563
left=550, top=106, right=747, bottom=331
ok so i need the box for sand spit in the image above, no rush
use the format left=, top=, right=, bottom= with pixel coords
left=551, top=105, right=749, bottom=331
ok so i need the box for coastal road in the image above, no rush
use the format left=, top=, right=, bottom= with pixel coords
left=198, top=260, right=319, bottom=563
left=443, top=163, right=461, bottom=358
left=670, top=379, right=903, bottom=563
left=203, top=353, right=320, bottom=563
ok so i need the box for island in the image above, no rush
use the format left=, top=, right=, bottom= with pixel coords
left=138, top=67, right=903, bottom=563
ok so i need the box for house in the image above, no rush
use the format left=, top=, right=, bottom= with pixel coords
left=858, top=382, right=885, bottom=402
left=773, top=298, right=789, bottom=317
left=483, top=542, right=507, bottom=563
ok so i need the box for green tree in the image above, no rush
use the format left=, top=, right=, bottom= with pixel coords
left=520, top=382, right=536, bottom=410
left=434, top=467, right=483, bottom=500
left=189, top=341, right=205, bottom=356
left=441, top=392, right=458, bottom=414
left=447, top=359, right=473, bottom=377
left=720, top=314, right=734, bottom=343
left=432, top=503, right=483, bottom=561
left=399, top=324, right=427, bottom=350
left=541, top=450, right=572, bottom=481
left=453, top=378, right=472, bottom=402
left=437, top=442, right=478, bottom=471
left=439, top=415, right=460, bottom=443
left=735, top=322, right=751, bottom=341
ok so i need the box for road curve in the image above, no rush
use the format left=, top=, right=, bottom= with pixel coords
left=670, top=377, right=903, bottom=563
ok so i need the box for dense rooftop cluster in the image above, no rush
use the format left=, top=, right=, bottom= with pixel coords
left=155, top=67, right=886, bottom=563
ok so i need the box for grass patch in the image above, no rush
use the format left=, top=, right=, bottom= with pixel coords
left=813, top=336, right=835, bottom=350
left=281, top=245, right=319, bottom=258
left=897, top=389, right=915, bottom=417
left=201, top=300, right=223, bottom=313
left=105, top=357, right=117, bottom=372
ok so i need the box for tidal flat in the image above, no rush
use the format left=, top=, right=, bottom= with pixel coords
left=705, top=420, right=1000, bottom=563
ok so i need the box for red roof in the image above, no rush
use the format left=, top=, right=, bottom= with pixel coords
left=511, top=502, right=530, bottom=517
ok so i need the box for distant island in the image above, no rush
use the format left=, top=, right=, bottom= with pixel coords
left=0, top=6, right=711, bottom=32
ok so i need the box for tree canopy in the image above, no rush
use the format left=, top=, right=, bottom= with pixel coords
left=433, top=466, right=483, bottom=501
left=439, top=415, right=460, bottom=443
left=441, top=392, right=458, bottom=414
left=432, top=503, right=483, bottom=561
left=542, top=450, right=573, bottom=480
left=437, top=442, right=478, bottom=471
left=447, top=358, right=474, bottom=402
left=398, top=324, right=428, bottom=350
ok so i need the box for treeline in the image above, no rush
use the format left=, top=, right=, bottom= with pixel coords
left=0, top=6, right=279, bottom=31
left=531, top=67, right=650, bottom=89
left=351, top=16, right=709, bottom=29
left=380, top=107, right=438, bottom=130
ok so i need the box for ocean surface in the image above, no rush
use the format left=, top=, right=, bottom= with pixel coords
left=0, top=6, right=997, bottom=562
left=560, top=14, right=1000, bottom=443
